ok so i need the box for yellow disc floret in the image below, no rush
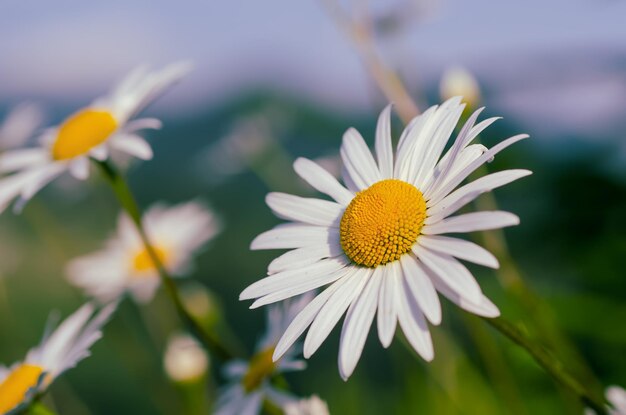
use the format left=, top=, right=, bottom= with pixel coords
left=340, top=179, right=426, bottom=267
left=51, top=109, right=118, bottom=160
left=0, top=364, right=44, bottom=413
left=241, top=347, right=277, bottom=392
left=132, top=245, right=169, bottom=273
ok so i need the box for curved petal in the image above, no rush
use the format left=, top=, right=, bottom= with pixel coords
left=250, top=224, right=338, bottom=250
left=110, top=134, right=153, bottom=160
left=339, top=269, right=382, bottom=379
left=397, top=279, right=434, bottom=361
left=375, top=105, right=393, bottom=177
left=400, top=255, right=441, bottom=325
left=266, top=192, right=343, bottom=227
left=340, top=128, right=380, bottom=190
left=418, top=235, right=499, bottom=269
left=293, top=158, right=354, bottom=206
left=422, top=211, right=519, bottom=235
left=0, top=149, right=48, bottom=173
left=268, top=242, right=344, bottom=274
left=377, top=262, right=399, bottom=348
left=303, top=267, right=370, bottom=358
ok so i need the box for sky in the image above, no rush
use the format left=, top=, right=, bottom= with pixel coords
left=1, top=0, right=625, bottom=139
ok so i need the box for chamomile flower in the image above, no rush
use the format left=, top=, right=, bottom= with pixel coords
left=67, top=201, right=220, bottom=304
left=0, top=63, right=191, bottom=213
left=0, top=302, right=115, bottom=414
left=215, top=294, right=313, bottom=415
left=0, top=103, right=44, bottom=151
left=240, top=98, right=531, bottom=379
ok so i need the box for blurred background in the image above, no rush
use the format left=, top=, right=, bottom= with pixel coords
left=1, top=0, right=625, bottom=413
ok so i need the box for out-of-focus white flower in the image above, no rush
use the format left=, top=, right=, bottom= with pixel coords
left=241, top=99, right=530, bottom=380
left=67, top=201, right=220, bottom=304
left=585, top=386, right=626, bottom=415
left=215, top=294, right=313, bottom=415
left=164, top=332, right=209, bottom=383
left=440, top=66, right=481, bottom=109
left=0, top=63, right=191, bottom=213
left=0, top=303, right=115, bottom=414
left=0, top=103, right=44, bottom=150
left=197, top=107, right=293, bottom=186
left=284, top=395, right=330, bottom=415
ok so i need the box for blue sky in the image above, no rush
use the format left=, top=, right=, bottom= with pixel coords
left=1, top=0, right=625, bottom=138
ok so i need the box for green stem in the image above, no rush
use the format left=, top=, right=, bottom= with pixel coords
left=24, top=402, right=58, bottom=415
left=94, top=159, right=235, bottom=361
left=483, top=316, right=607, bottom=414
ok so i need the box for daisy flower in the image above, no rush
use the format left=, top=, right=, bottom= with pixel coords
left=67, top=201, right=220, bottom=304
left=0, top=62, right=191, bottom=213
left=240, top=97, right=531, bottom=379
left=585, top=386, right=626, bottom=415
left=215, top=294, right=313, bottom=415
left=0, top=103, right=44, bottom=151
left=0, top=302, right=115, bottom=414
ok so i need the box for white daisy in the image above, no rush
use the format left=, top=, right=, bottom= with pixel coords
left=67, top=201, right=220, bottom=304
left=0, top=103, right=44, bottom=151
left=240, top=97, right=531, bottom=379
left=0, top=62, right=191, bottom=213
left=215, top=294, right=313, bottom=415
left=283, top=395, right=330, bottom=415
left=0, top=302, right=115, bottom=414
left=585, top=386, right=626, bottom=415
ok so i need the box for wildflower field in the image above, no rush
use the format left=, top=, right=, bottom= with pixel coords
left=0, top=1, right=625, bottom=414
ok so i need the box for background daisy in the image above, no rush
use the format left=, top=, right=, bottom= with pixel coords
left=67, top=200, right=221, bottom=303
left=215, top=293, right=313, bottom=415
left=0, top=62, right=191, bottom=213
left=241, top=98, right=531, bottom=379
left=0, top=302, right=115, bottom=414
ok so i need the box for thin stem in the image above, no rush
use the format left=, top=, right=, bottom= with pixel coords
left=484, top=317, right=607, bottom=414
left=94, top=159, right=235, bottom=361
left=321, top=0, right=420, bottom=123
left=24, top=402, right=58, bottom=415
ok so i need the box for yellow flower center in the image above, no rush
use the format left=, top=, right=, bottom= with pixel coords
left=242, top=347, right=277, bottom=393
left=340, top=179, right=426, bottom=267
left=132, top=246, right=169, bottom=273
left=51, top=109, right=118, bottom=160
left=0, top=364, right=44, bottom=413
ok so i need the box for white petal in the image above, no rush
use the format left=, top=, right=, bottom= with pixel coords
left=340, top=128, right=380, bottom=190
left=411, top=102, right=465, bottom=188
left=240, top=257, right=348, bottom=301
left=338, top=269, right=382, bottom=379
left=400, top=255, right=441, bottom=325
left=422, top=108, right=485, bottom=193
left=303, top=268, right=370, bottom=358
left=110, top=134, right=153, bottom=160
left=268, top=243, right=343, bottom=274
left=273, top=279, right=345, bottom=361
left=426, top=169, right=532, bottom=221
left=418, top=235, right=499, bottom=269
left=394, top=105, right=437, bottom=180
left=422, top=211, right=519, bottom=235
left=428, top=269, right=500, bottom=318
left=250, top=224, right=338, bottom=250
left=414, top=246, right=482, bottom=304
left=69, top=157, right=90, bottom=180
left=293, top=158, right=354, bottom=206
left=124, top=117, right=162, bottom=132
left=607, top=386, right=626, bottom=414
left=396, top=280, right=434, bottom=361
left=15, top=164, right=66, bottom=212
left=0, top=149, right=48, bottom=173
left=266, top=192, right=343, bottom=227
left=375, top=105, right=393, bottom=177
left=427, top=134, right=529, bottom=204
left=90, top=145, right=109, bottom=161
left=377, top=262, right=399, bottom=348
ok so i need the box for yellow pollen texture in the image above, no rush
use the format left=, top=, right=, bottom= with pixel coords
left=340, top=179, right=426, bottom=267
left=0, top=364, right=44, bottom=413
left=241, top=347, right=277, bottom=393
left=132, top=246, right=169, bottom=273
left=52, top=109, right=117, bottom=160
